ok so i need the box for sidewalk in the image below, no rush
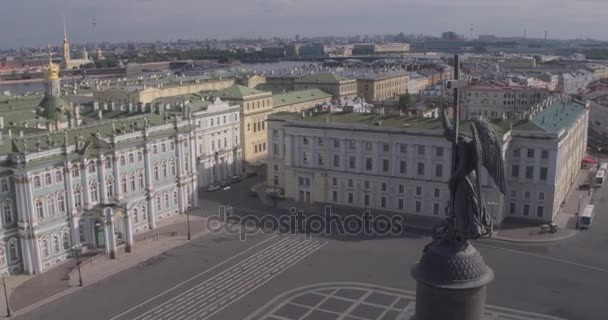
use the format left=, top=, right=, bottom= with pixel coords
left=493, top=168, right=596, bottom=243
left=2, top=214, right=210, bottom=318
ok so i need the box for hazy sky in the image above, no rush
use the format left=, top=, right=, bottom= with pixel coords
left=2, top=0, right=608, bottom=49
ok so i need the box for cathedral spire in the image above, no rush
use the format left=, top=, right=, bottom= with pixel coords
left=61, top=16, right=71, bottom=69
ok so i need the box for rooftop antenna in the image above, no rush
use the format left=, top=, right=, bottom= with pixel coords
left=544, top=30, right=548, bottom=41
left=523, top=28, right=527, bottom=39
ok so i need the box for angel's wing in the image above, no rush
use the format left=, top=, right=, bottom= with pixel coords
left=440, top=104, right=455, bottom=143
left=471, top=120, right=507, bottom=195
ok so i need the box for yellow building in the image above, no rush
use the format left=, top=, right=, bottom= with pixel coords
left=214, top=85, right=273, bottom=163
left=94, top=78, right=235, bottom=105
left=356, top=72, right=409, bottom=102
left=293, top=73, right=357, bottom=98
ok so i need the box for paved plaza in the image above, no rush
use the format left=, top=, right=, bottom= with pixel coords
left=246, top=283, right=566, bottom=320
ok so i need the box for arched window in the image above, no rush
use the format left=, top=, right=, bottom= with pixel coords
left=46, top=194, right=55, bottom=216
left=40, top=238, right=49, bottom=258
left=130, top=175, right=136, bottom=191
left=173, top=190, right=178, bottom=205
left=106, top=178, right=114, bottom=198
left=33, top=175, right=42, bottom=189
left=57, top=193, right=66, bottom=214
left=8, top=239, right=17, bottom=262
left=133, top=208, right=139, bottom=223
left=120, top=155, right=126, bottom=166
left=105, top=157, right=112, bottom=169
left=74, top=187, right=82, bottom=208
left=55, top=169, right=63, bottom=183
left=121, top=176, right=128, bottom=193
left=36, top=198, right=44, bottom=219
left=153, top=145, right=158, bottom=155
left=129, top=153, right=135, bottom=164
left=164, top=193, right=170, bottom=208
left=138, top=171, right=145, bottom=189
left=162, top=162, right=168, bottom=178
left=140, top=205, right=147, bottom=222
left=72, top=164, right=80, bottom=177
left=171, top=160, right=176, bottom=176
left=156, top=195, right=162, bottom=210
left=62, top=231, right=70, bottom=250
left=45, top=172, right=52, bottom=185
left=154, top=163, right=160, bottom=181
left=3, top=200, right=12, bottom=225
left=170, top=142, right=175, bottom=151
left=161, top=143, right=166, bottom=153
left=52, top=235, right=60, bottom=253
left=88, top=161, right=96, bottom=173
left=137, top=151, right=143, bottom=162
left=90, top=182, right=99, bottom=203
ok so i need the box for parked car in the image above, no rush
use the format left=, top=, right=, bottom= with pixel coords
left=579, top=183, right=591, bottom=191
left=207, top=184, right=220, bottom=192
left=250, top=161, right=264, bottom=167
left=249, top=187, right=258, bottom=197
left=220, top=180, right=230, bottom=188
left=246, top=171, right=258, bottom=178
left=266, top=188, right=285, bottom=200
left=230, top=175, right=242, bottom=183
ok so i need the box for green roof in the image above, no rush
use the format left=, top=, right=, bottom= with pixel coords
left=214, top=85, right=269, bottom=100
left=273, top=89, right=332, bottom=108
left=530, top=99, right=586, bottom=133
left=294, top=72, right=353, bottom=84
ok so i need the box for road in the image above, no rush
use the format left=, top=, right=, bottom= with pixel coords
left=13, top=174, right=608, bottom=320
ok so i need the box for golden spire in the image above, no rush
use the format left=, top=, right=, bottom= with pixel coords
left=45, top=44, right=59, bottom=80
left=63, top=16, right=68, bottom=41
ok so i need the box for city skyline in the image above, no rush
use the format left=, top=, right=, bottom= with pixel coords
left=2, top=0, right=608, bottom=49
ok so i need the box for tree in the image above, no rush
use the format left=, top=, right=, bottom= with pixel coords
left=398, top=93, right=415, bottom=111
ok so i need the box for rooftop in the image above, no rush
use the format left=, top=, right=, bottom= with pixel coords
left=272, top=111, right=511, bottom=135
left=213, top=84, right=269, bottom=100
left=514, top=98, right=587, bottom=133
left=294, top=72, right=354, bottom=84
left=273, top=89, right=332, bottom=108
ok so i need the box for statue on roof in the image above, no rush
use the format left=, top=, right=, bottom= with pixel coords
left=434, top=105, right=507, bottom=243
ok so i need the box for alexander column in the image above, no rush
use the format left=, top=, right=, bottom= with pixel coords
left=410, top=55, right=507, bottom=320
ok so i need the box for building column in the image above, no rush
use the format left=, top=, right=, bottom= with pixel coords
left=64, top=162, right=80, bottom=247
left=81, top=159, right=92, bottom=209
left=113, top=152, right=123, bottom=201
left=99, top=155, right=109, bottom=204
left=104, top=210, right=117, bottom=259
left=25, top=176, right=43, bottom=273
left=189, top=135, right=199, bottom=208
left=143, top=144, right=156, bottom=229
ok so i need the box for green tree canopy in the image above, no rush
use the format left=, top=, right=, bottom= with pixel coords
left=398, top=93, right=415, bottom=111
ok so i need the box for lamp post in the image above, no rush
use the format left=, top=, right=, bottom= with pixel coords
left=186, top=209, right=191, bottom=240
left=2, top=275, right=11, bottom=317
left=73, top=244, right=83, bottom=287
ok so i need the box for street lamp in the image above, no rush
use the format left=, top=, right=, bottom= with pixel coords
left=73, top=244, right=83, bottom=287
left=186, top=208, right=191, bottom=240
left=2, top=274, right=11, bottom=317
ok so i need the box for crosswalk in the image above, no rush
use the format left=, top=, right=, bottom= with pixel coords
left=125, top=236, right=326, bottom=320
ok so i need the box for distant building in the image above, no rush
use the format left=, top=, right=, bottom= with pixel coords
left=261, top=46, right=286, bottom=58
left=441, top=32, right=461, bottom=40
left=273, top=89, right=332, bottom=113
left=298, top=43, right=325, bottom=57
left=293, top=73, right=357, bottom=99
left=462, top=83, right=548, bottom=119
left=352, top=43, right=409, bottom=56
left=353, top=71, right=409, bottom=102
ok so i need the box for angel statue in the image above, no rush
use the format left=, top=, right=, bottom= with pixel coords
left=433, top=105, right=507, bottom=243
